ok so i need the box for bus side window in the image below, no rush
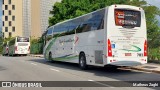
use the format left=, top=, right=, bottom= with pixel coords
left=97, top=19, right=104, bottom=30
left=81, top=24, right=91, bottom=32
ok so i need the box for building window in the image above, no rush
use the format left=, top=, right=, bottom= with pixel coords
left=5, top=16, right=8, bottom=21
left=3, top=33, right=4, bottom=38
left=5, top=27, right=8, bottom=32
left=12, top=5, right=15, bottom=10
left=9, top=10, right=11, bottom=15
left=5, top=5, right=8, bottom=10
left=2, top=10, right=4, bottom=15
left=3, top=21, right=4, bottom=26
left=8, top=0, right=11, bottom=4
left=12, top=27, right=15, bottom=32
left=9, top=32, right=12, bottom=37
left=9, top=21, right=12, bottom=26
left=3, top=0, right=4, bottom=4
left=12, top=16, right=15, bottom=21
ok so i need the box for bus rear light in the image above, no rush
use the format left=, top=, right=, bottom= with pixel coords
left=108, top=39, right=112, bottom=57
left=144, top=40, right=147, bottom=56
left=15, top=46, right=18, bottom=51
left=6, top=48, right=8, bottom=51
left=28, top=46, right=30, bottom=51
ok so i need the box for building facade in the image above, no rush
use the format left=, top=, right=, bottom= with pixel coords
left=31, top=0, right=61, bottom=38
left=2, top=0, right=61, bottom=38
left=2, top=0, right=23, bottom=38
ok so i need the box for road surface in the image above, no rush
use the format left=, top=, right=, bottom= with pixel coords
left=0, top=56, right=160, bottom=90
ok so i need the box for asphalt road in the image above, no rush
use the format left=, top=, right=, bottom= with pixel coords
left=0, top=56, right=160, bottom=90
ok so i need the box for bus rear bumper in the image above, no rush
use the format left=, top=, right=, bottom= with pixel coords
left=109, top=61, right=143, bottom=66
left=15, top=51, right=30, bottom=55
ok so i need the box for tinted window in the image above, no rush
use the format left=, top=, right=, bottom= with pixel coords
left=17, top=37, right=29, bottom=42
left=115, top=9, right=141, bottom=27
left=76, top=9, right=105, bottom=33
left=46, top=27, right=53, bottom=41
left=48, top=8, right=105, bottom=38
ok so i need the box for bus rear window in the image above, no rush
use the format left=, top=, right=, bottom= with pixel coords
left=115, top=9, right=141, bottom=27
left=17, top=37, right=29, bottom=42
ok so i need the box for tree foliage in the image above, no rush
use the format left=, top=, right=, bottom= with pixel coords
left=49, top=0, right=127, bottom=26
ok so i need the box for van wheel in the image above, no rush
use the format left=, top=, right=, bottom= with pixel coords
left=79, top=53, right=87, bottom=70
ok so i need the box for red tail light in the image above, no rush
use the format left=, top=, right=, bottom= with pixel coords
left=144, top=40, right=147, bottom=56
left=108, top=39, right=112, bottom=57
left=6, top=47, right=8, bottom=51
left=28, top=46, right=30, bottom=51
left=15, top=46, right=18, bottom=51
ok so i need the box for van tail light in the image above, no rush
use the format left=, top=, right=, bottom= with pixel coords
left=28, top=46, right=30, bottom=51
left=15, top=46, right=18, bottom=51
left=108, top=39, right=112, bottom=57
left=144, top=40, right=147, bottom=56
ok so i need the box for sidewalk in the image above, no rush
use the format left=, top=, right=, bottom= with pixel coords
left=28, top=54, right=160, bottom=74
left=28, top=54, right=44, bottom=58
left=130, top=63, right=160, bottom=74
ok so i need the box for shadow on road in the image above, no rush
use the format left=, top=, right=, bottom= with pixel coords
left=27, top=58, right=160, bottom=89
left=28, top=58, right=160, bottom=81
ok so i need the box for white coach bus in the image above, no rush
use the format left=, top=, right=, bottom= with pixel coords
left=43, top=5, right=147, bottom=69
left=8, top=37, right=30, bottom=56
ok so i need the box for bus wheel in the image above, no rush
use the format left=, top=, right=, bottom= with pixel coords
left=79, top=53, right=87, bottom=70
left=49, top=52, right=52, bottom=61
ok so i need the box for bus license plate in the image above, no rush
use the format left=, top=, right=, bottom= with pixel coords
left=125, top=53, right=131, bottom=56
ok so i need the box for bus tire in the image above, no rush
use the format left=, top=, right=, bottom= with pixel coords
left=49, top=52, right=53, bottom=61
left=79, top=53, right=88, bottom=70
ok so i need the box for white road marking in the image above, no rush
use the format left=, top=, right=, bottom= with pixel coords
left=31, top=63, right=37, bottom=66
left=87, top=79, right=115, bottom=88
left=88, top=79, right=94, bottom=81
left=50, top=68, right=60, bottom=72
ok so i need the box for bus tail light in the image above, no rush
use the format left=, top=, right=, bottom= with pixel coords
left=108, top=39, right=112, bottom=57
left=144, top=40, right=147, bottom=56
left=28, top=46, right=30, bottom=51
left=15, top=46, right=18, bottom=51
left=6, top=47, right=8, bottom=51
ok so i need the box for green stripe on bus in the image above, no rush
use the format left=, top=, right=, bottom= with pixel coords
left=121, top=45, right=141, bottom=52
left=51, top=55, right=78, bottom=61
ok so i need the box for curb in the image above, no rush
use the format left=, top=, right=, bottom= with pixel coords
left=130, top=67, right=160, bottom=74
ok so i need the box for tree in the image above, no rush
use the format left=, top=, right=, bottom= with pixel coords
left=49, top=0, right=127, bottom=26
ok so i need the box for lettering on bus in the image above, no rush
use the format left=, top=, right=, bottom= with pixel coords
left=59, top=38, right=74, bottom=44
left=115, top=9, right=141, bottom=27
